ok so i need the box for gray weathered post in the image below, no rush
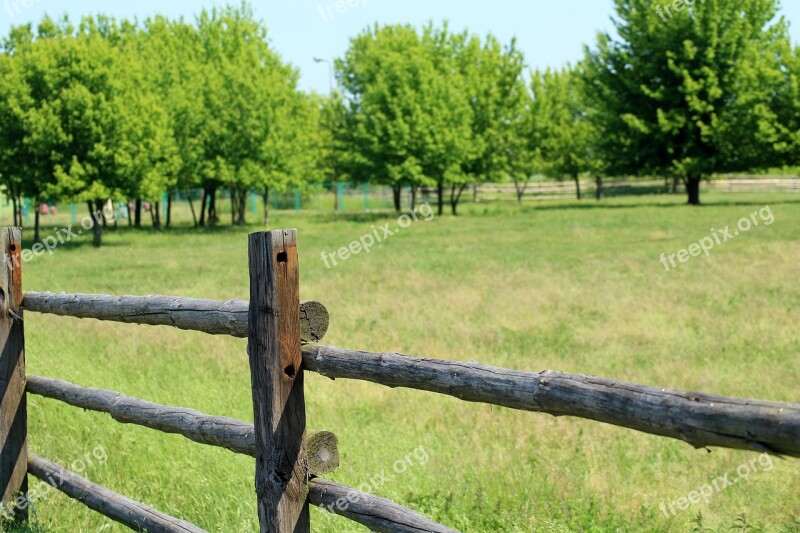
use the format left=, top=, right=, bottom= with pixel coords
left=0, top=228, right=26, bottom=523
left=247, top=229, right=309, bottom=533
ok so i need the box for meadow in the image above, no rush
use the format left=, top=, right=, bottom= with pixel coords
left=6, top=192, right=800, bottom=532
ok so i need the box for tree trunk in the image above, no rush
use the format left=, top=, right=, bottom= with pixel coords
left=166, top=193, right=172, bottom=228
left=230, top=188, right=237, bottom=226
left=135, top=199, right=142, bottom=228
left=187, top=193, right=198, bottom=227
left=513, top=179, right=528, bottom=204
left=437, top=181, right=444, bottom=216
left=410, top=186, right=418, bottom=211
left=88, top=201, right=101, bottom=247
left=686, top=176, right=701, bottom=206
left=236, top=189, right=247, bottom=226
left=11, top=195, right=17, bottom=227
left=595, top=177, right=603, bottom=200
left=672, top=176, right=681, bottom=194
left=199, top=188, right=208, bottom=227
left=97, top=200, right=107, bottom=229
left=574, top=174, right=582, bottom=200
left=33, top=198, right=41, bottom=243
left=333, top=183, right=339, bottom=212
left=208, top=188, right=218, bottom=225
left=392, top=184, right=402, bottom=212
left=153, top=202, right=162, bottom=230
left=450, top=184, right=467, bottom=216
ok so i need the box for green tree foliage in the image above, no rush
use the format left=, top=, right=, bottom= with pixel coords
left=337, top=22, right=526, bottom=214
left=338, top=24, right=471, bottom=213
left=0, top=17, right=121, bottom=244
left=529, top=66, right=600, bottom=200
left=0, top=3, right=312, bottom=242
left=583, top=0, right=792, bottom=205
left=446, top=31, right=530, bottom=213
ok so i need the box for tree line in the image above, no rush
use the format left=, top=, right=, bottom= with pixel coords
left=1, top=0, right=799, bottom=245
left=0, top=4, right=326, bottom=244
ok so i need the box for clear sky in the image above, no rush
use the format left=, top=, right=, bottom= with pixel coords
left=3, top=0, right=800, bottom=93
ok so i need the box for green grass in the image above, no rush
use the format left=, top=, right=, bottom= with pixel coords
left=6, top=192, right=800, bottom=532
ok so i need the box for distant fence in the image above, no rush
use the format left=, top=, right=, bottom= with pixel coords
left=475, top=177, right=800, bottom=202
left=9, top=177, right=800, bottom=230
left=1, top=228, right=798, bottom=532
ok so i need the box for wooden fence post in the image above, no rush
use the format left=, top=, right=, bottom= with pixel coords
left=247, top=229, right=309, bottom=533
left=0, top=228, right=26, bottom=523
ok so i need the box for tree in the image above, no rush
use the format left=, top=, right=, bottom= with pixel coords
left=0, top=17, right=120, bottom=245
left=337, top=23, right=473, bottom=214
left=0, top=37, right=31, bottom=229
left=583, top=0, right=791, bottom=205
left=191, top=5, right=302, bottom=226
left=446, top=31, right=530, bottom=213
left=529, top=66, right=599, bottom=200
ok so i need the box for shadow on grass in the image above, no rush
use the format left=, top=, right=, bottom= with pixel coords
left=0, top=519, right=51, bottom=533
left=18, top=237, right=126, bottom=257
left=310, top=212, right=409, bottom=224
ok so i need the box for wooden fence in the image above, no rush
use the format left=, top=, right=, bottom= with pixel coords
left=1, top=227, right=798, bottom=532
left=475, top=177, right=800, bottom=202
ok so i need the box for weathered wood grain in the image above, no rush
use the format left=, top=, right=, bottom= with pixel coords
left=21, top=292, right=328, bottom=343
left=25, top=374, right=450, bottom=531
left=303, top=345, right=800, bottom=457
left=248, top=230, right=309, bottom=532
left=0, top=228, right=26, bottom=523
left=308, top=477, right=458, bottom=533
left=26, top=375, right=256, bottom=456
left=26, top=375, right=340, bottom=475
left=306, top=431, right=339, bottom=475
left=28, top=454, right=207, bottom=533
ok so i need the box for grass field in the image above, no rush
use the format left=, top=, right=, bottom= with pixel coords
left=5, top=193, right=800, bottom=532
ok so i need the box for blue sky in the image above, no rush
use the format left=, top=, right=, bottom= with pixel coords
left=3, top=0, right=800, bottom=93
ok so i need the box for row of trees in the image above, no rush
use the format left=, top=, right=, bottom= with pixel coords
left=335, top=0, right=800, bottom=210
left=1, top=0, right=799, bottom=245
left=0, top=5, right=327, bottom=244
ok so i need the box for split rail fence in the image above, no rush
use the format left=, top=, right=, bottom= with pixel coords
left=1, top=227, right=798, bottom=532
left=475, top=177, right=800, bottom=201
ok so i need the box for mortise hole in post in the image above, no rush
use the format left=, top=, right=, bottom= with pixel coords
left=9, top=245, right=16, bottom=252
left=277, top=252, right=288, bottom=263
left=0, top=288, right=5, bottom=304
left=284, top=365, right=296, bottom=378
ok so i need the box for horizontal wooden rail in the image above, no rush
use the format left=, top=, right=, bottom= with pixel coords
left=27, top=376, right=452, bottom=532
left=26, top=375, right=257, bottom=456
left=27, top=376, right=339, bottom=473
left=303, top=345, right=800, bottom=457
left=308, top=477, right=457, bottom=533
left=28, top=454, right=206, bottom=533
left=21, top=292, right=329, bottom=343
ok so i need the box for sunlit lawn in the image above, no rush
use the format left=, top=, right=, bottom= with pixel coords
left=6, top=192, right=800, bottom=532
